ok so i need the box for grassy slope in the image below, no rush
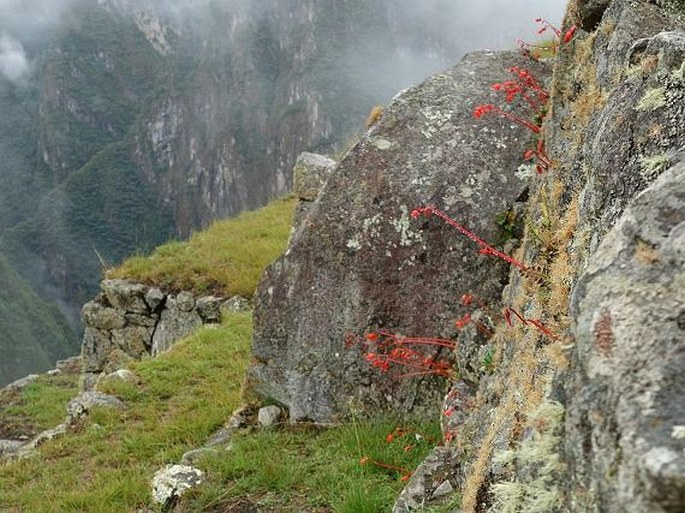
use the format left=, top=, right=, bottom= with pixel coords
left=108, top=196, right=298, bottom=297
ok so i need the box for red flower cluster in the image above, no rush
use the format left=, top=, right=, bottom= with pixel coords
left=504, top=308, right=559, bottom=340
left=357, top=330, right=457, bottom=378
left=473, top=66, right=550, bottom=135
left=524, top=139, right=553, bottom=174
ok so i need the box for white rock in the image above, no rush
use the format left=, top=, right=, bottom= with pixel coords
left=258, top=405, right=283, bottom=427
left=151, top=464, right=204, bottom=506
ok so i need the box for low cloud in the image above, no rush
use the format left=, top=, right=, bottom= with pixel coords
left=0, top=33, right=30, bottom=84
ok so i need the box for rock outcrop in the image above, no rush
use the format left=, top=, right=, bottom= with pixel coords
left=81, top=279, right=233, bottom=388
left=413, top=1, right=685, bottom=512
left=249, top=50, right=550, bottom=423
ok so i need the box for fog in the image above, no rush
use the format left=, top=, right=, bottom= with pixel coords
left=0, top=0, right=569, bottom=84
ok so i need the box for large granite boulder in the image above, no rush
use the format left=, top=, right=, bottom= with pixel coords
left=563, top=159, right=685, bottom=512
left=248, top=50, right=550, bottom=423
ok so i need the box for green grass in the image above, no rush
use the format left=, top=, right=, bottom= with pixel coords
left=0, top=373, right=80, bottom=440
left=0, top=311, right=441, bottom=512
left=184, top=418, right=441, bottom=512
left=108, top=196, right=297, bottom=297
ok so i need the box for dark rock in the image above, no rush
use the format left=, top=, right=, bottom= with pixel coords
left=564, top=160, right=685, bottom=512
left=577, top=0, right=612, bottom=31
left=249, top=50, right=548, bottom=423
left=195, top=296, right=224, bottom=323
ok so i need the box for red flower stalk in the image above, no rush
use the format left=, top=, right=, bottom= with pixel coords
left=503, top=307, right=558, bottom=339
left=411, top=206, right=528, bottom=271
left=359, top=456, right=412, bottom=481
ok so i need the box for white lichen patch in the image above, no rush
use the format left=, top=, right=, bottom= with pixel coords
left=671, top=425, right=685, bottom=440
left=637, top=86, right=667, bottom=111
left=152, top=464, right=204, bottom=506
left=346, top=213, right=383, bottom=251
left=390, top=205, right=424, bottom=247
left=491, top=401, right=565, bottom=513
left=639, top=154, right=670, bottom=181
left=515, top=163, right=536, bottom=180
left=371, top=137, right=393, bottom=150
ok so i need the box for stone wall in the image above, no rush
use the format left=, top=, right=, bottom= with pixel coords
left=81, top=279, right=243, bottom=389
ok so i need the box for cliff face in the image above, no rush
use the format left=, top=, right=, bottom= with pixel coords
left=0, top=0, right=461, bottom=385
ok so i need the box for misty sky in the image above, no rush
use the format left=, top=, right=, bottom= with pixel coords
left=0, top=0, right=570, bottom=84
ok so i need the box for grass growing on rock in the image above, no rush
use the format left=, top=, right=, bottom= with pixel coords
left=0, top=312, right=439, bottom=512
left=108, top=196, right=297, bottom=297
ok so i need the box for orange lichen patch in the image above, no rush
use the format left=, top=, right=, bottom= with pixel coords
left=634, top=239, right=660, bottom=265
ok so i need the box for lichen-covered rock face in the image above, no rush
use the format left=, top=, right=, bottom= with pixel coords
left=249, top=50, right=550, bottom=424
left=564, top=160, right=685, bottom=513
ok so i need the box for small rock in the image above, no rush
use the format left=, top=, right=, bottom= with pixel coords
left=47, top=369, right=62, bottom=377
left=176, top=291, right=196, bottom=312
left=433, top=480, right=454, bottom=497
left=67, top=391, right=125, bottom=424
left=17, top=424, right=68, bottom=457
left=151, top=464, right=204, bottom=508
left=6, top=374, right=40, bottom=390
left=181, top=447, right=221, bottom=465
left=145, top=287, right=165, bottom=311
left=196, top=296, right=224, bottom=323
left=100, top=369, right=140, bottom=386
left=0, top=440, right=25, bottom=457
left=258, top=405, right=283, bottom=427
left=223, top=296, right=249, bottom=312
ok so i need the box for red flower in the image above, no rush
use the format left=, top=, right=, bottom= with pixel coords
left=473, top=104, right=495, bottom=119
left=366, top=332, right=379, bottom=341
left=563, top=25, right=577, bottom=44
left=386, top=432, right=395, bottom=443
left=460, top=294, right=474, bottom=306
left=455, top=314, right=471, bottom=329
